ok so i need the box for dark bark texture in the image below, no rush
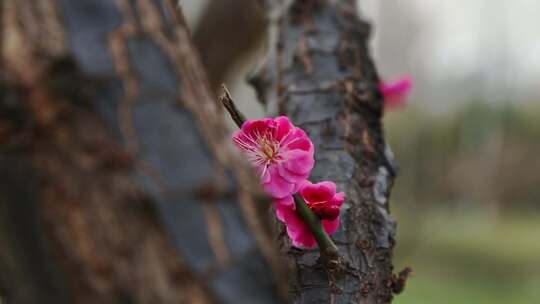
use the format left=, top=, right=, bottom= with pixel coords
left=251, top=0, right=400, bottom=303
left=0, top=1, right=283, bottom=303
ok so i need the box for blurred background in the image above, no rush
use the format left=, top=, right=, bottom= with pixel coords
left=184, top=0, right=540, bottom=303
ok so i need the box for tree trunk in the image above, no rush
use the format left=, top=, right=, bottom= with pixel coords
left=251, top=0, right=402, bottom=303
left=0, top=1, right=283, bottom=303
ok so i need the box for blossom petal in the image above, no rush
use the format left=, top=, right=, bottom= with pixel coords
left=238, top=119, right=275, bottom=146
left=232, top=130, right=250, bottom=150
left=274, top=116, right=294, bottom=142
left=283, top=149, right=314, bottom=175
left=257, top=165, right=271, bottom=184
left=380, top=77, right=413, bottom=96
left=281, top=206, right=317, bottom=248
left=289, top=227, right=317, bottom=248
left=330, top=192, right=346, bottom=207
left=379, top=76, right=413, bottom=109
left=300, top=181, right=336, bottom=203
left=274, top=196, right=294, bottom=222
left=263, top=166, right=295, bottom=198
left=323, top=216, right=340, bottom=235
left=277, top=164, right=309, bottom=184
left=283, top=131, right=314, bottom=153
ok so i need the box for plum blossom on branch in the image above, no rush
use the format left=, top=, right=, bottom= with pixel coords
left=232, top=116, right=314, bottom=199
left=232, top=116, right=345, bottom=248
left=275, top=181, right=345, bottom=248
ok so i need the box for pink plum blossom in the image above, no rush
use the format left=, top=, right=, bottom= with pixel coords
left=274, top=181, right=345, bottom=248
left=232, top=116, right=314, bottom=199
left=379, top=76, right=413, bottom=108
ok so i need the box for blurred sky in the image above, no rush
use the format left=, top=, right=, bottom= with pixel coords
left=182, top=0, right=540, bottom=113
left=365, top=0, right=540, bottom=112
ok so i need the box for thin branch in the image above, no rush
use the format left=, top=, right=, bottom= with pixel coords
left=293, top=195, right=340, bottom=266
left=219, top=84, right=246, bottom=128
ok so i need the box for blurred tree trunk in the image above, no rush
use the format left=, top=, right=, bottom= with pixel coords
left=0, top=1, right=283, bottom=303
left=193, top=0, right=266, bottom=91
left=251, top=0, right=404, bottom=303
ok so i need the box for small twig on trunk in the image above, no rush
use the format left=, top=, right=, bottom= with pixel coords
left=219, top=84, right=342, bottom=274
left=219, top=84, right=246, bottom=128
left=390, top=267, right=412, bottom=294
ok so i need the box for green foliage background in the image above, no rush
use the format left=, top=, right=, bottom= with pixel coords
left=386, top=102, right=540, bottom=303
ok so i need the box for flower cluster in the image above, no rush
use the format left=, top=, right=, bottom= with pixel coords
left=233, top=116, right=345, bottom=248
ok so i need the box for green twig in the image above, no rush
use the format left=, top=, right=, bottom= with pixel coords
left=219, top=85, right=341, bottom=268
left=293, top=194, right=339, bottom=259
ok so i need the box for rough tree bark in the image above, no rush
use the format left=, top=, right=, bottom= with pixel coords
left=250, top=0, right=405, bottom=303
left=0, top=1, right=283, bottom=303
